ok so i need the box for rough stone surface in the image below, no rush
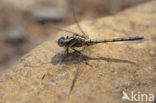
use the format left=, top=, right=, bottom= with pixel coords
left=0, top=1, right=156, bottom=103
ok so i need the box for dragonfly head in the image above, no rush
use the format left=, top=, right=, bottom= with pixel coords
left=57, top=37, right=65, bottom=47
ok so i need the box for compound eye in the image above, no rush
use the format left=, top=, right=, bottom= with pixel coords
left=57, top=37, right=65, bottom=47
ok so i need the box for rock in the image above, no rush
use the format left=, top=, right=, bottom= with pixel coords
left=0, top=1, right=156, bottom=103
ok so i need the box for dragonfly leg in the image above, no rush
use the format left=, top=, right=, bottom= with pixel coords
left=71, top=47, right=81, bottom=55
left=65, top=47, right=69, bottom=56
left=71, top=47, right=84, bottom=63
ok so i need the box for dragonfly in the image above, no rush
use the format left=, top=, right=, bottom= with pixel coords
left=57, top=33, right=144, bottom=55
left=55, top=5, right=145, bottom=95
left=57, top=4, right=144, bottom=56
left=55, top=9, right=144, bottom=97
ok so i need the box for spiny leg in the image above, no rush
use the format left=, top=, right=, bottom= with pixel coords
left=65, top=36, right=69, bottom=56
left=71, top=47, right=91, bottom=65
left=71, top=47, right=82, bottom=55
left=65, top=47, right=69, bottom=56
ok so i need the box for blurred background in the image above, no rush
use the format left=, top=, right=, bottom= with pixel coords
left=0, top=0, right=151, bottom=72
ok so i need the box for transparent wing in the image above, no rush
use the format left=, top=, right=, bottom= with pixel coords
left=70, top=3, right=88, bottom=38
left=50, top=25, right=78, bottom=35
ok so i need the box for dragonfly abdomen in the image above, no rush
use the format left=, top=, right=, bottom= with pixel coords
left=87, top=37, right=144, bottom=44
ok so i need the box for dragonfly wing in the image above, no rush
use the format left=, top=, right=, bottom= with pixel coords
left=71, top=6, right=89, bottom=39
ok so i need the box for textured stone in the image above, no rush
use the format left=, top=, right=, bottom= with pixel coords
left=0, top=1, right=156, bottom=103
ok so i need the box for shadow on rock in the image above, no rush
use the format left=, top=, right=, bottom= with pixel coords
left=51, top=52, right=136, bottom=65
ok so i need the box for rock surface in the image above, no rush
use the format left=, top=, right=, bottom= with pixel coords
left=0, top=1, right=156, bottom=103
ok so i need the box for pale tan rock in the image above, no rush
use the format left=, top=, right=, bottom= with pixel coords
left=0, top=1, right=156, bottom=103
